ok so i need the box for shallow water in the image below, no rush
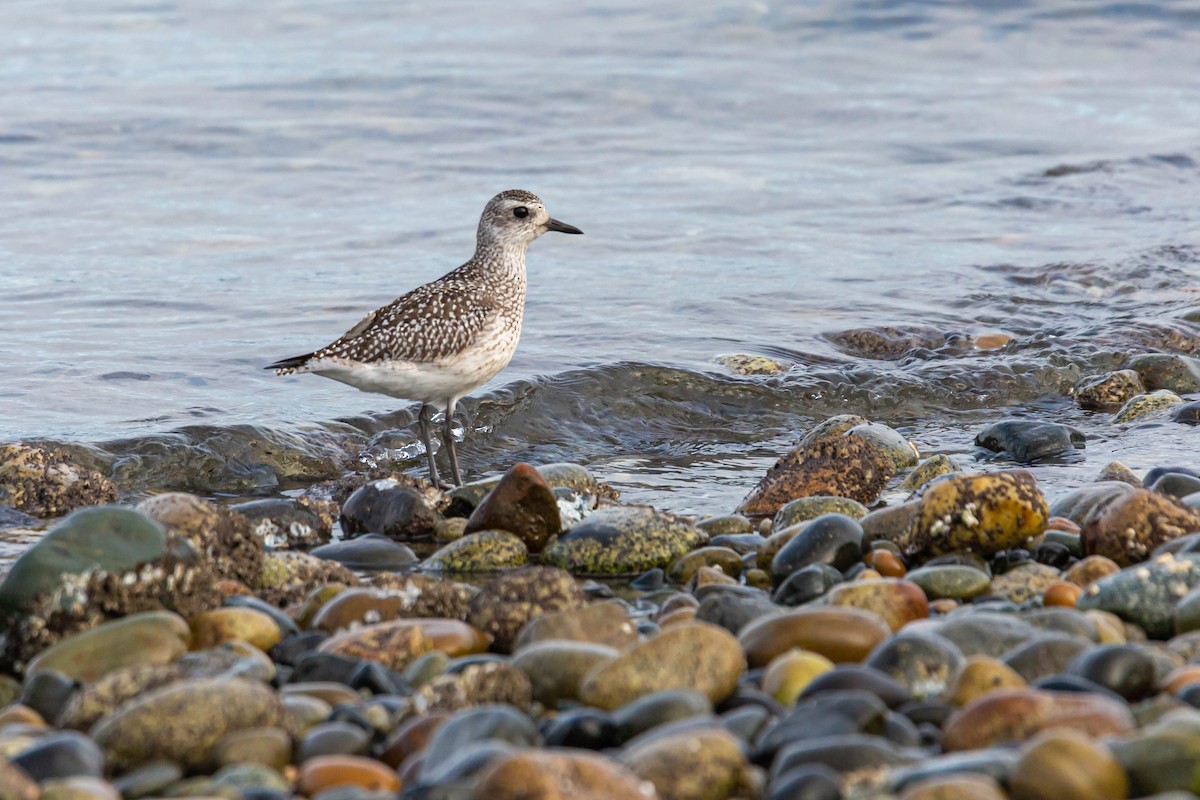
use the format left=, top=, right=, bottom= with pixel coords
left=2, top=0, right=1199, bottom=515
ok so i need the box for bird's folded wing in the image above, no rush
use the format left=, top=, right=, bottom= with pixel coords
left=312, top=285, right=500, bottom=365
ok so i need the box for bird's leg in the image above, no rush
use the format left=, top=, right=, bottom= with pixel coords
left=442, top=399, right=463, bottom=486
left=417, top=404, right=450, bottom=490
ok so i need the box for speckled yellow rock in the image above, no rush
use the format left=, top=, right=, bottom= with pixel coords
left=824, top=579, right=929, bottom=632
left=26, top=611, right=190, bottom=682
left=950, top=655, right=1027, bottom=706
left=1082, top=488, right=1200, bottom=566
left=620, top=724, right=745, bottom=800
left=579, top=623, right=746, bottom=710
left=475, top=749, right=657, bottom=800
left=90, top=677, right=287, bottom=770
left=1113, top=389, right=1184, bottom=423
left=189, top=608, right=281, bottom=652
left=1009, top=727, right=1128, bottom=800
left=0, top=443, right=117, bottom=517
left=420, top=530, right=529, bottom=572
left=762, top=649, right=835, bottom=706
left=542, top=507, right=707, bottom=576
left=905, top=469, right=1048, bottom=558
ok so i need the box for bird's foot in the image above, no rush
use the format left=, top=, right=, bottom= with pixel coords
left=435, top=478, right=457, bottom=492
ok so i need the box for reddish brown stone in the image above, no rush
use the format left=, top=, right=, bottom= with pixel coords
left=942, top=689, right=1135, bottom=751
left=738, top=435, right=896, bottom=518
left=1082, top=488, right=1200, bottom=566
left=464, top=463, right=562, bottom=552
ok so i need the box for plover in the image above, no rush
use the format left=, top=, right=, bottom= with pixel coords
left=267, top=189, right=582, bottom=488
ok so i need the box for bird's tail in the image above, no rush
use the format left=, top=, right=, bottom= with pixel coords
left=265, top=352, right=314, bottom=375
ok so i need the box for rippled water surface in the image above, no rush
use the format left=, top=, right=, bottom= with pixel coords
left=2, top=0, right=1199, bottom=514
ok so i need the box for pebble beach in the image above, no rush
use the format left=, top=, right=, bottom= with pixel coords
left=1, top=351, right=1200, bottom=799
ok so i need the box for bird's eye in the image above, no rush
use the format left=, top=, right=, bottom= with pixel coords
left=513, top=206, right=529, bottom=218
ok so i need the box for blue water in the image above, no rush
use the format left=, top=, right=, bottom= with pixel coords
left=1, top=1, right=1198, bottom=513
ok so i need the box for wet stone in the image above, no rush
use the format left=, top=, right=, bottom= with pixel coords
left=189, top=607, right=282, bottom=652
left=579, top=622, right=746, bottom=710
left=739, top=606, right=892, bottom=667
left=1066, top=643, right=1157, bottom=702
left=473, top=749, right=653, bottom=800
left=11, top=730, right=104, bottom=781
left=296, top=755, right=400, bottom=796
left=824, top=579, right=929, bottom=632
left=866, top=632, right=966, bottom=700
left=934, top=612, right=1041, bottom=658
left=318, top=618, right=486, bottom=670
left=39, top=777, right=122, bottom=800
left=668, top=547, right=743, bottom=584
left=941, top=688, right=1135, bottom=751
left=738, top=432, right=897, bottom=517
left=1074, top=370, right=1145, bottom=410
left=612, top=688, right=712, bottom=743
left=990, top=562, right=1061, bottom=605
left=905, top=564, right=991, bottom=600
left=773, top=564, right=843, bottom=607
left=296, top=721, right=371, bottom=761
left=1113, top=389, right=1185, bottom=424
left=420, top=530, right=528, bottom=572
left=213, top=727, right=292, bottom=770
left=542, top=506, right=707, bottom=576
left=1001, top=635, right=1092, bottom=683
left=465, top=566, right=587, bottom=652
left=339, top=480, right=440, bottom=541
left=136, top=492, right=263, bottom=587
left=1076, top=553, right=1200, bottom=639
left=1149, top=471, right=1200, bottom=500
left=26, top=611, right=190, bottom=683
left=762, top=650, right=835, bottom=706
left=1096, top=461, right=1144, bottom=487
left=950, top=656, right=1027, bottom=707
left=1009, top=727, right=1128, bottom=800
left=767, top=765, right=842, bottom=800
left=1172, top=400, right=1200, bottom=424
left=697, top=515, right=755, bottom=536
left=1083, top=488, right=1200, bottom=566
left=716, top=353, right=786, bottom=375
left=111, top=761, right=183, bottom=799
left=419, top=705, right=539, bottom=782
left=1128, top=352, right=1200, bottom=394
left=310, top=535, right=418, bottom=571
left=253, top=551, right=357, bottom=608
left=463, top=463, right=562, bottom=553
left=512, top=599, right=640, bottom=650
left=511, top=640, right=618, bottom=706
left=974, top=419, right=1085, bottom=463
left=770, top=514, right=864, bottom=582
left=90, top=677, right=286, bottom=771
left=773, top=496, right=868, bottom=531
left=771, top=732, right=926, bottom=777
left=619, top=721, right=746, bottom=800
left=695, top=586, right=780, bottom=634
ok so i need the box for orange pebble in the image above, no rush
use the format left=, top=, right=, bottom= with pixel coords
left=1043, top=581, right=1082, bottom=607
left=1163, top=665, right=1200, bottom=694
left=929, top=598, right=960, bottom=615
left=864, top=550, right=907, bottom=577
left=298, top=755, right=401, bottom=795
left=972, top=333, right=1013, bottom=350
left=1045, top=517, right=1082, bottom=534
left=657, top=606, right=698, bottom=628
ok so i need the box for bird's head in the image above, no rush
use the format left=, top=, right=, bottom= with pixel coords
left=477, top=189, right=583, bottom=248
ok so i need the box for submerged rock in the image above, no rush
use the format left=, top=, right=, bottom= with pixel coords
left=1113, top=389, right=1185, bottom=424
left=974, top=420, right=1085, bottom=463
left=0, top=444, right=117, bottom=518
left=1127, top=352, right=1200, bottom=394
left=1073, top=370, right=1145, bottom=411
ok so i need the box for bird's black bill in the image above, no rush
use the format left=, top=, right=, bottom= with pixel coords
left=545, top=218, right=583, bottom=235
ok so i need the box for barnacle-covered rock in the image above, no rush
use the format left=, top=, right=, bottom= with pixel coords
left=0, top=444, right=117, bottom=518
left=0, top=507, right=219, bottom=671
left=542, top=507, right=707, bottom=576
left=231, top=497, right=332, bottom=549
left=137, top=493, right=263, bottom=586
left=900, top=469, right=1049, bottom=558
left=252, top=551, right=357, bottom=608
left=466, top=567, right=587, bottom=652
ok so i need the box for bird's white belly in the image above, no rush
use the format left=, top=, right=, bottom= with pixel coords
left=309, top=336, right=517, bottom=407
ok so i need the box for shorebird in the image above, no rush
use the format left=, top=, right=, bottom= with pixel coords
left=266, top=189, right=582, bottom=488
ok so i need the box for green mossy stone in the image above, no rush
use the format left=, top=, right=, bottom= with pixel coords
left=773, top=496, right=868, bottom=531
left=420, top=530, right=528, bottom=573
left=542, top=506, right=707, bottom=576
